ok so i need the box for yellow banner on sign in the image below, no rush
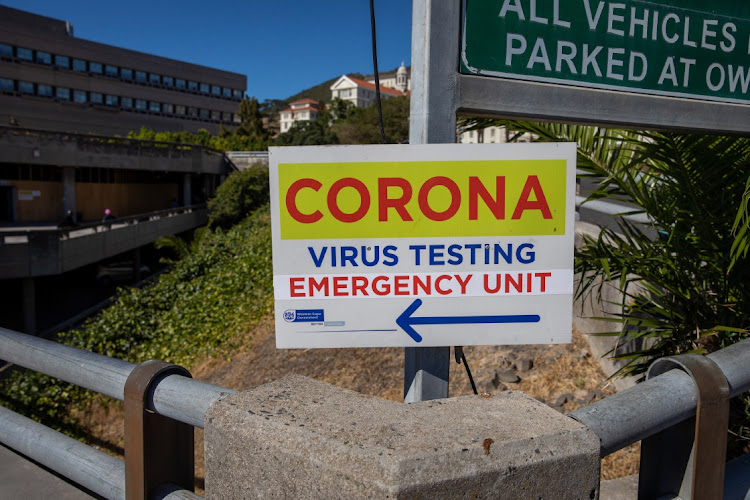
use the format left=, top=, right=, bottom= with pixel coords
left=278, top=160, right=566, bottom=239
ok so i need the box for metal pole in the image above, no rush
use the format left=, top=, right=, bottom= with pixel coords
left=404, top=0, right=461, bottom=402
left=0, top=327, right=234, bottom=428
left=0, top=405, right=126, bottom=499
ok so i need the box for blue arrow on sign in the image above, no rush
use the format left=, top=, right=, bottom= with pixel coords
left=396, top=299, right=541, bottom=343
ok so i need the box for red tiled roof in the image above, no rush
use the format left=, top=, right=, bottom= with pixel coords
left=291, top=98, right=319, bottom=105
left=347, top=76, right=406, bottom=96
left=280, top=105, right=319, bottom=114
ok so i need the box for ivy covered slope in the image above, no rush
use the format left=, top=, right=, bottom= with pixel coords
left=1, top=205, right=272, bottom=428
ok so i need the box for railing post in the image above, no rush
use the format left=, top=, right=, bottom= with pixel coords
left=124, top=360, right=194, bottom=500
left=638, top=353, right=730, bottom=500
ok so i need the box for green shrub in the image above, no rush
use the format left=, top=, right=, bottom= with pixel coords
left=208, top=165, right=270, bottom=230
left=0, top=207, right=273, bottom=431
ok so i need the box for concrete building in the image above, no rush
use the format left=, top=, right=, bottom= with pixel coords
left=0, top=6, right=246, bottom=136
left=279, top=99, right=320, bottom=133
left=0, top=6, right=244, bottom=335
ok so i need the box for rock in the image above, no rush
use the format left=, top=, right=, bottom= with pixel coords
left=574, top=390, right=597, bottom=404
left=497, top=369, right=521, bottom=384
left=515, top=357, right=534, bottom=372
left=552, top=393, right=574, bottom=407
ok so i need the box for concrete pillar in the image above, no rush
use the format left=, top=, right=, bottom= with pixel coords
left=182, top=174, right=192, bottom=207
left=22, top=278, right=36, bottom=335
left=205, top=376, right=601, bottom=499
left=132, top=247, right=141, bottom=282
left=61, top=167, right=76, bottom=222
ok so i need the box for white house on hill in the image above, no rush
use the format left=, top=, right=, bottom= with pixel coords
left=279, top=98, right=320, bottom=133
left=330, top=75, right=407, bottom=108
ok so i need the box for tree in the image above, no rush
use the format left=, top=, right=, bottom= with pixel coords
left=333, top=96, right=410, bottom=144
left=236, top=96, right=268, bottom=142
left=275, top=120, right=339, bottom=146
left=207, top=165, right=269, bottom=230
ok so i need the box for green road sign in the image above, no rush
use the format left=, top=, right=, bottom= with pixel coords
left=461, top=0, right=750, bottom=105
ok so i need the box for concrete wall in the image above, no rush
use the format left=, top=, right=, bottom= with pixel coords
left=205, top=375, right=600, bottom=499
left=0, top=207, right=207, bottom=278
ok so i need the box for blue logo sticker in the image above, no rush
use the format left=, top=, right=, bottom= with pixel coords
left=284, top=309, right=324, bottom=323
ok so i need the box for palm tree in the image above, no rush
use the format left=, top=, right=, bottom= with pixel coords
left=461, top=118, right=750, bottom=451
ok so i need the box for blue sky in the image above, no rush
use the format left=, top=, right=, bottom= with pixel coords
left=0, top=0, right=413, bottom=102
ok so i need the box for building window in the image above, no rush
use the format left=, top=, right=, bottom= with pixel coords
left=341, top=89, right=350, bottom=97
left=188, top=81, right=198, bottom=91
left=105, top=65, right=118, bottom=77
left=163, top=103, right=174, bottom=114
left=36, top=51, right=52, bottom=65
left=73, top=90, right=87, bottom=103
left=121, top=96, right=133, bottom=108
left=17, top=47, right=33, bottom=61
left=233, top=113, right=241, bottom=123
left=200, top=82, right=209, bottom=94
left=0, top=44, right=12, bottom=57
left=149, top=101, right=161, bottom=112
left=0, top=78, right=14, bottom=91
left=89, top=62, right=103, bottom=74
left=73, top=58, right=87, bottom=72
left=211, top=85, right=221, bottom=96
left=135, top=99, right=147, bottom=110
left=222, top=111, right=232, bottom=122
left=187, top=106, right=198, bottom=117
left=210, top=110, right=220, bottom=120
left=135, top=71, right=147, bottom=82
left=105, top=95, right=119, bottom=106
left=222, top=87, right=231, bottom=98
left=176, top=79, right=186, bottom=89
left=90, top=92, right=103, bottom=104
left=175, top=105, right=186, bottom=115
left=233, top=89, right=242, bottom=99
left=199, top=108, right=209, bottom=119
left=55, top=54, right=69, bottom=68
left=18, top=81, right=34, bottom=94
left=121, top=68, right=133, bottom=79
left=56, top=87, right=71, bottom=100
left=149, top=73, right=161, bottom=84
left=163, top=76, right=173, bottom=86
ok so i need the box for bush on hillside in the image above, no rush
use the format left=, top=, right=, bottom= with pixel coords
left=208, top=165, right=270, bottom=230
left=0, top=207, right=273, bottom=433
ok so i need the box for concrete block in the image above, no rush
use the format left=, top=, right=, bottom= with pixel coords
left=205, top=375, right=600, bottom=499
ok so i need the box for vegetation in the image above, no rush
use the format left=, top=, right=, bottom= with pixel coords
left=127, top=96, right=271, bottom=151
left=333, top=96, right=410, bottom=144
left=461, top=118, right=750, bottom=453
left=0, top=171, right=273, bottom=433
left=274, top=96, right=410, bottom=146
left=208, top=164, right=270, bottom=230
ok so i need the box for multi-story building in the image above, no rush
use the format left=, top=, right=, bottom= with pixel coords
left=0, top=6, right=246, bottom=136
left=279, top=99, right=320, bottom=133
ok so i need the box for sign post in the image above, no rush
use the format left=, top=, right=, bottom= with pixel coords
left=405, top=0, right=463, bottom=402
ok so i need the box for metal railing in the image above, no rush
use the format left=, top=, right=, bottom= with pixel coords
left=1, top=325, right=748, bottom=498
left=0, top=326, right=234, bottom=499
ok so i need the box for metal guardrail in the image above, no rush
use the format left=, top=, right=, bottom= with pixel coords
left=0, top=326, right=235, bottom=499
left=570, top=339, right=750, bottom=457
left=0, top=204, right=207, bottom=243
left=1, top=326, right=748, bottom=498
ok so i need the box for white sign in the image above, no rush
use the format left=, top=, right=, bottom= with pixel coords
left=270, top=143, right=576, bottom=348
